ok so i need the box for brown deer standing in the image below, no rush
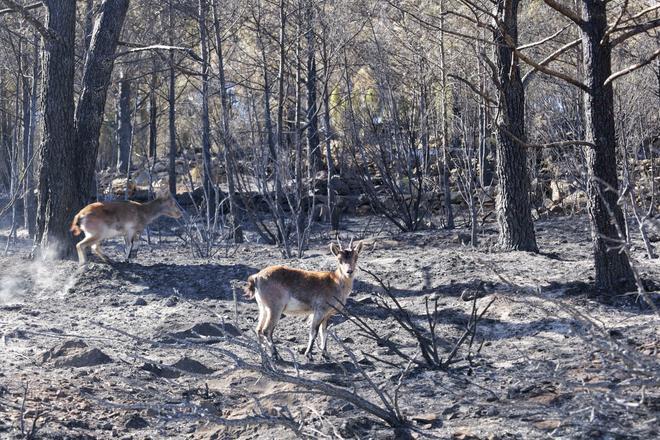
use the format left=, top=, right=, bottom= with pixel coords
left=245, top=239, right=363, bottom=360
left=70, top=193, right=182, bottom=265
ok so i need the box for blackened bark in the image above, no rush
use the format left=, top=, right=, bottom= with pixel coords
left=198, top=0, right=215, bottom=220
left=148, top=68, right=157, bottom=159
left=167, top=0, right=177, bottom=196
left=212, top=0, right=243, bottom=242
left=83, top=0, right=94, bottom=52
left=493, top=0, right=538, bottom=252
left=580, top=0, right=634, bottom=292
left=305, top=1, right=322, bottom=176
left=321, top=30, right=339, bottom=230
left=34, top=0, right=77, bottom=256
left=116, top=75, right=132, bottom=175
left=75, top=0, right=130, bottom=203
left=22, top=36, right=38, bottom=236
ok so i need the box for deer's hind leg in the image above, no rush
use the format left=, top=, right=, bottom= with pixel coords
left=90, top=241, right=111, bottom=263
left=260, top=302, right=285, bottom=360
left=76, top=235, right=100, bottom=265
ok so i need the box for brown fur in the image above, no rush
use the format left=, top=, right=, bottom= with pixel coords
left=246, top=241, right=363, bottom=360
left=71, top=194, right=182, bottom=265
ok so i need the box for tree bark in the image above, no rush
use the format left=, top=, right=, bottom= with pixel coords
left=34, top=0, right=77, bottom=256
left=148, top=67, right=157, bottom=159
left=439, top=0, right=454, bottom=229
left=305, top=0, right=323, bottom=176
left=116, top=74, right=132, bottom=175
left=212, top=0, right=243, bottom=242
left=167, top=0, right=177, bottom=196
left=74, top=0, right=130, bottom=203
left=580, top=0, right=634, bottom=292
left=22, top=35, right=38, bottom=237
left=493, top=0, right=538, bottom=252
left=198, top=0, right=215, bottom=221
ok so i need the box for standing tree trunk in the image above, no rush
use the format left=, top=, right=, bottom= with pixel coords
left=493, top=0, right=538, bottom=252
left=198, top=0, right=215, bottom=221
left=580, top=0, right=634, bottom=291
left=116, top=74, right=132, bottom=175
left=212, top=0, right=243, bottom=242
left=167, top=0, right=177, bottom=196
left=148, top=67, right=158, bottom=159
left=34, top=0, right=77, bottom=256
left=22, top=36, right=38, bottom=237
left=321, top=28, right=339, bottom=230
left=83, top=0, right=94, bottom=52
left=438, top=0, right=454, bottom=229
left=305, top=0, right=323, bottom=177
left=74, top=0, right=130, bottom=204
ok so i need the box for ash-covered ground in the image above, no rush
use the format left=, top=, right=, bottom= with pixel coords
left=0, top=215, right=658, bottom=439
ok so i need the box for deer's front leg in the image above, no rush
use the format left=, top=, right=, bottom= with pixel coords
left=304, top=312, right=323, bottom=360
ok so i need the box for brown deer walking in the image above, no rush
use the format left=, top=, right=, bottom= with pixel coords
left=70, top=193, right=182, bottom=265
left=245, top=239, right=363, bottom=360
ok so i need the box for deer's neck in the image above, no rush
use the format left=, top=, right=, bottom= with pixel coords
left=334, top=268, right=354, bottom=301
left=139, top=199, right=164, bottom=222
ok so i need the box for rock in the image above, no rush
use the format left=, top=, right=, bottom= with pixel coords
left=171, top=357, right=215, bottom=375
left=355, top=296, right=375, bottom=305
left=412, top=413, right=440, bottom=424
left=141, top=362, right=180, bottom=379
left=54, top=348, right=112, bottom=368
left=134, top=298, right=147, bottom=306
left=534, top=419, right=561, bottom=431
left=124, top=414, right=149, bottom=430
left=41, top=339, right=88, bottom=363
left=170, top=322, right=241, bottom=341
left=164, top=295, right=179, bottom=307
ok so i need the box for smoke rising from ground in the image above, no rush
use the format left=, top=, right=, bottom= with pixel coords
left=0, top=242, right=78, bottom=305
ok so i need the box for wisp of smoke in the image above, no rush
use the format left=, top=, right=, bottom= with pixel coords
left=0, top=240, right=79, bottom=304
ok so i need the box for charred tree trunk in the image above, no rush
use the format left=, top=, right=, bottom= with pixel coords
left=212, top=0, right=243, bottom=242
left=198, top=0, right=215, bottom=221
left=22, top=36, right=38, bottom=237
left=438, top=0, right=454, bottom=229
left=74, top=0, right=130, bottom=204
left=305, top=0, right=323, bottom=176
left=83, top=0, right=94, bottom=52
left=116, top=74, right=132, bottom=175
left=580, top=0, right=634, bottom=292
left=321, top=29, right=339, bottom=230
left=34, top=0, right=77, bottom=256
left=167, top=0, right=177, bottom=196
left=493, top=0, right=538, bottom=252
left=148, top=68, right=157, bottom=159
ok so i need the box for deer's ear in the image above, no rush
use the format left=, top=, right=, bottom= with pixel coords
left=354, top=241, right=364, bottom=255
left=330, top=243, right=341, bottom=256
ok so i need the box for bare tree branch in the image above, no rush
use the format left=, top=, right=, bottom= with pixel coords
left=610, top=18, right=660, bottom=46
left=517, top=24, right=570, bottom=51
left=522, top=38, right=581, bottom=86
left=541, top=0, right=585, bottom=27
left=0, top=0, right=53, bottom=40
left=603, top=47, right=660, bottom=86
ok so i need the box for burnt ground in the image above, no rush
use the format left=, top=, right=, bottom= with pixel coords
left=0, top=215, right=658, bottom=439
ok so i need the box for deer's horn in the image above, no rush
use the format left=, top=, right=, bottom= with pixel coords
left=336, top=235, right=343, bottom=251
left=349, top=237, right=354, bottom=250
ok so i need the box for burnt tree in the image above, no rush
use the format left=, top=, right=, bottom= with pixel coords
left=34, top=0, right=77, bottom=255
left=493, top=0, right=538, bottom=252
left=116, top=73, right=132, bottom=175
left=75, top=0, right=130, bottom=203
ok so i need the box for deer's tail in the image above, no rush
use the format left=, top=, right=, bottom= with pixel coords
left=244, top=275, right=257, bottom=299
left=70, top=212, right=83, bottom=236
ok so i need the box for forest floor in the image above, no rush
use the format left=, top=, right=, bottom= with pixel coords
left=0, top=214, right=658, bottom=439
